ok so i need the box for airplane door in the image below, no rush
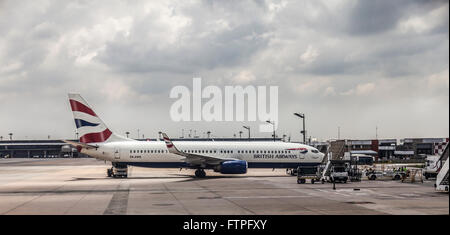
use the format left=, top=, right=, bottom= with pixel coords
left=299, top=153, right=305, bottom=159
left=114, top=148, right=120, bottom=160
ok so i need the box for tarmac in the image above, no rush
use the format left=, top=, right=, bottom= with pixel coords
left=0, top=158, right=448, bottom=215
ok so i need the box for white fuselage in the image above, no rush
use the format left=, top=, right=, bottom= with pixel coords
left=82, top=140, right=325, bottom=169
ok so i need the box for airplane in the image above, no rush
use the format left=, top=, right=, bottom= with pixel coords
left=65, top=93, right=325, bottom=178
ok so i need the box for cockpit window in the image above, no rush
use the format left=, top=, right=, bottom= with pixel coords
left=311, top=149, right=319, bottom=153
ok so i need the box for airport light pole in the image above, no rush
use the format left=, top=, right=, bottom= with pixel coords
left=338, top=126, right=340, bottom=140
left=294, top=113, right=306, bottom=144
left=266, top=120, right=276, bottom=142
left=243, top=126, right=250, bottom=140
left=376, top=126, right=378, bottom=139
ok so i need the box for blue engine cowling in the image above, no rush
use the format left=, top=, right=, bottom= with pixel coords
left=219, top=160, right=248, bottom=174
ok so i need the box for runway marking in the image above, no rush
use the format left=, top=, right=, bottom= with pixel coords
left=192, top=181, right=256, bottom=215
left=316, top=189, right=350, bottom=197
left=162, top=183, right=192, bottom=214
left=224, top=195, right=313, bottom=199
left=103, top=181, right=130, bottom=215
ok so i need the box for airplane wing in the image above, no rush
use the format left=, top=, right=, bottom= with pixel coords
left=161, top=132, right=237, bottom=165
left=63, top=140, right=98, bottom=150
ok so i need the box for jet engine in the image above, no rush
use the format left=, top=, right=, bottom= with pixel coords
left=216, top=160, right=248, bottom=174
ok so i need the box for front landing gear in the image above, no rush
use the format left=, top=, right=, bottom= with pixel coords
left=195, top=169, right=206, bottom=178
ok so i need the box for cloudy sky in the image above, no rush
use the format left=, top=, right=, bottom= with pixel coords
left=0, top=0, right=448, bottom=141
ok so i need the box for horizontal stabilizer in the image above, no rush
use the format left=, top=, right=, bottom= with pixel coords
left=63, top=140, right=97, bottom=149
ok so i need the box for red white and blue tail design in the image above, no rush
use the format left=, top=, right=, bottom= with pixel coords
left=68, top=94, right=129, bottom=144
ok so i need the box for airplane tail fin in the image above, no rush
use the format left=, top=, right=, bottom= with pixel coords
left=161, top=132, right=180, bottom=154
left=68, top=93, right=132, bottom=143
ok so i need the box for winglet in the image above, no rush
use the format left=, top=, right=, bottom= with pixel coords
left=161, top=132, right=180, bottom=154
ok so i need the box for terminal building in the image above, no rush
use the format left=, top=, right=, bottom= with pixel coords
left=328, top=138, right=448, bottom=161
left=400, top=138, right=449, bottom=156
left=0, top=140, right=84, bottom=158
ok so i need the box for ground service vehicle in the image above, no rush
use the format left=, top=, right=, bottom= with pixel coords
left=330, top=165, right=348, bottom=183
left=297, top=166, right=320, bottom=184
left=367, top=169, right=405, bottom=180
left=424, top=155, right=440, bottom=179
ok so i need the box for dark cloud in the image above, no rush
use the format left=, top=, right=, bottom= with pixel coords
left=345, top=0, right=447, bottom=35
left=346, top=0, right=407, bottom=35
left=97, top=2, right=270, bottom=74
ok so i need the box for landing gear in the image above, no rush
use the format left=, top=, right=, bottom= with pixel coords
left=195, top=169, right=206, bottom=178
